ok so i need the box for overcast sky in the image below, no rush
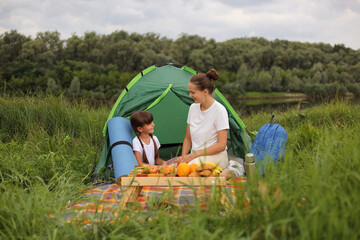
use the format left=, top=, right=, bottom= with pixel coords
left=1, top=0, right=360, bottom=50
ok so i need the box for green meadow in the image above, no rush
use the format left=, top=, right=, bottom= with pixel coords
left=0, top=95, right=359, bottom=239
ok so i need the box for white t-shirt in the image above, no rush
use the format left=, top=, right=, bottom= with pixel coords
left=132, top=135, right=160, bottom=165
left=187, top=101, right=229, bottom=151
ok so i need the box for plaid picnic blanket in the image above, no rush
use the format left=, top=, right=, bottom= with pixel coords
left=60, top=177, right=246, bottom=224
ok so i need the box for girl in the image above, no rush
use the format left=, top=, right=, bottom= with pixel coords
left=176, top=69, right=230, bottom=169
left=130, top=110, right=167, bottom=166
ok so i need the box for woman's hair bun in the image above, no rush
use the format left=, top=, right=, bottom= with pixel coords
left=206, top=69, right=218, bottom=81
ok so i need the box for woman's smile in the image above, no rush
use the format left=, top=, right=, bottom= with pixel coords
left=188, top=82, right=204, bottom=103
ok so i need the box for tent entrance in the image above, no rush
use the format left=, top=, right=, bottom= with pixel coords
left=147, top=90, right=189, bottom=159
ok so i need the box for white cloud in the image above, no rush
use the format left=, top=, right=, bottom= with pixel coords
left=0, top=0, right=359, bottom=49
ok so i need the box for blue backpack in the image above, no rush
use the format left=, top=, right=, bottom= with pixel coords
left=249, top=115, right=288, bottom=174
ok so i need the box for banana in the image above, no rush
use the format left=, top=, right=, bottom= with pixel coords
left=203, top=162, right=217, bottom=167
left=212, top=169, right=221, bottom=176
left=203, top=162, right=223, bottom=175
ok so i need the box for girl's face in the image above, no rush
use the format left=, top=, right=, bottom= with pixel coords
left=137, top=121, right=155, bottom=135
left=188, top=82, right=208, bottom=103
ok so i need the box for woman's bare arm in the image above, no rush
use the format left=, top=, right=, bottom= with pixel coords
left=181, top=124, right=192, bottom=156
left=178, top=129, right=228, bottom=163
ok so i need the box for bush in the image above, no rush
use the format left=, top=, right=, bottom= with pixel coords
left=305, top=82, right=347, bottom=99
left=347, top=83, right=360, bottom=96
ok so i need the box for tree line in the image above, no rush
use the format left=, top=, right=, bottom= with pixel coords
left=1, top=30, right=360, bottom=101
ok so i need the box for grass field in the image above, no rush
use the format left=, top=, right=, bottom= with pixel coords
left=0, top=95, right=359, bottom=239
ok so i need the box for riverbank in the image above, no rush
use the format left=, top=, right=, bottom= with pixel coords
left=226, top=91, right=358, bottom=116
left=234, top=91, right=355, bottom=100
left=237, top=92, right=308, bottom=100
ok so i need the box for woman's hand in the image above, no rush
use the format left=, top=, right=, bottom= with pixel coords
left=176, top=153, right=196, bottom=163
left=175, top=156, right=184, bottom=163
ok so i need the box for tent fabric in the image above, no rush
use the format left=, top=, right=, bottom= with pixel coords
left=95, top=63, right=252, bottom=178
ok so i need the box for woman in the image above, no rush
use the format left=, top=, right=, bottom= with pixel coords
left=176, top=69, right=229, bottom=169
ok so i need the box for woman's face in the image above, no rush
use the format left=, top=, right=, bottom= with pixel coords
left=188, top=82, right=207, bottom=103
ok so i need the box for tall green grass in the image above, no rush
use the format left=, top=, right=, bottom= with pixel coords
left=0, top=95, right=108, bottom=185
left=0, top=96, right=359, bottom=239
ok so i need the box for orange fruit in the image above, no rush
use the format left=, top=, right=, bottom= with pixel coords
left=177, top=163, right=190, bottom=177
left=160, top=165, right=174, bottom=175
left=189, top=163, right=200, bottom=173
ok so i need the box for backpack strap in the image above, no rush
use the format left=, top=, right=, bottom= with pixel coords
left=109, top=140, right=132, bottom=152
left=270, top=115, right=276, bottom=124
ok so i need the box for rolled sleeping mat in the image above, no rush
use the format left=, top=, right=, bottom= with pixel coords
left=108, top=117, right=136, bottom=179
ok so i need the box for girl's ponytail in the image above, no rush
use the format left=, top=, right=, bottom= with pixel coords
left=137, top=135, right=149, bottom=164
left=150, top=134, right=159, bottom=160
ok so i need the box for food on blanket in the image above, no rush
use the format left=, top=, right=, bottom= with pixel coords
left=188, top=171, right=200, bottom=177
left=177, top=163, right=190, bottom=177
left=128, top=167, right=147, bottom=177
left=129, top=162, right=224, bottom=178
left=204, top=162, right=219, bottom=168
left=199, top=169, right=212, bottom=177
left=196, top=163, right=215, bottom=172
left=189, top=163, right=200, bottom=173
left=148, top=167, right=158, bottom=174
left=160, top=165, right=175, bottom=175
left=130, top=169, right=142, bottom=175
left=131, top=166, right=148, bottom=174
left=132, top=166, right=151, bottom=174
left=130, top=165, right=159, bottom=176
left=212, top=169, right=221, bottom=176
left=194, top=162, right=223, bottom=177
left=212, top=167, right=222, bottom=176
left=204, top=164, right=216, bottom=171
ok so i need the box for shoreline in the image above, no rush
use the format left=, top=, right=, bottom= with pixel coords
left=227, top=92, right=307, bottom=100
left=227, top=92, right=355, bottom=100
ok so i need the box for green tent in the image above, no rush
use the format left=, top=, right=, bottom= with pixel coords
left=95, top=63, right=252, bottom=178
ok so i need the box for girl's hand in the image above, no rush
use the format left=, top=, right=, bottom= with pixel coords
left=161, top=161, right=168, bottom=166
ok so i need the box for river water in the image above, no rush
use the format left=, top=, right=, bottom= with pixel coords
left=228, top=95, right=359, bottom=117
